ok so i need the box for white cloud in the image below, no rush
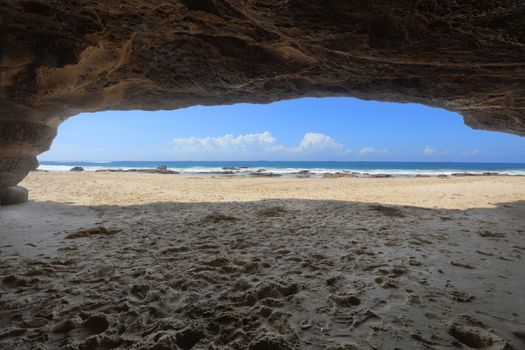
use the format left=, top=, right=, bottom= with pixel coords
left=170, top=132, right=352, bottom=160
left=358, top=146, right=388, bottom=156
left=292, top=133, right=349, bottom=154
left=171, top=132, right=278, bottom=156
left=423, top=145, right=437, bottom=156
left=422, top=146, right=451, bottom=157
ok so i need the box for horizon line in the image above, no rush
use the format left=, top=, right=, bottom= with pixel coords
left=38, top=160, right=525, bottom=165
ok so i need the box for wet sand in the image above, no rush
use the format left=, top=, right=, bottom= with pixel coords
left=1, top=172, right=524, bottom=349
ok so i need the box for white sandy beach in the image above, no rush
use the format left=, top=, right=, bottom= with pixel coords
left=19, top=172, right=525, bottom=208
left=1, top=172, right=524, bottom=349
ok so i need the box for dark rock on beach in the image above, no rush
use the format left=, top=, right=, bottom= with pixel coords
left=452, top=172, right=502, bottom=177
left=127, top=166, right=179, bottom=174
left=95, top=166, right=179, bottom=174
left=291, top=170, right=311, bottom=178
left=95, top=169, right=126, bottom=173
left=222, top=166, right=241, bottom=171
left=249, top=172, right=282, bottom=177
left=323, top=172, right=358, bottom=179
left=367, top=174, right=393, bottom=178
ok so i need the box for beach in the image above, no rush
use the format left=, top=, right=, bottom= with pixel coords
left=1, top=172, right=525, bottom=349
left=18, top=171, right=525, bottom=208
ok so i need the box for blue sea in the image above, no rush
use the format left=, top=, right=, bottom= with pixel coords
left=38, top=161, right=525, bottom=177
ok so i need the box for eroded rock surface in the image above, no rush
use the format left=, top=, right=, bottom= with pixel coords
left=1, top=1, right=524, bottom=198
left=0, top=186, right=28, bottom=205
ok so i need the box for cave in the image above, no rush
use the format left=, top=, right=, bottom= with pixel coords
left=2, top=2, right=525, bottom=349
left=1, top=0, right=525, bottom=204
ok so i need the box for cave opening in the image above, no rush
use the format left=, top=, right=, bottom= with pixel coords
left=36, top=97, right=525, bottom=173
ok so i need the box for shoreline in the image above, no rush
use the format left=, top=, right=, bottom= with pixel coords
left=34, top=167, right=525, bottom=179
left=37, top=160, right=525, bottom=178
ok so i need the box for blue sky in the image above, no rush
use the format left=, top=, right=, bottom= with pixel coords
left=39, top=97, right=525, bottom=162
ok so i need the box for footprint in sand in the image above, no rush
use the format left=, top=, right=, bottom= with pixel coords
left=200, top=212, right=239, bottom=223
left=49, top=313, right=109, bottom=343
left=479, top=231, right=506, bottom=239
left=65, top=226, right=121, bottom=239
left=449, top=290, right=475, bottom=302
left=447, top=315, right=512, bottom=349
left=256, top=206, right=288, bottom=217
left=331, top=294, right=361, bottom=307
left=450, top=261, right=475, bottom=269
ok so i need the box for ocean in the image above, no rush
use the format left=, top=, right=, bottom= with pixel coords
left=37, top=161, right=525, bottom=177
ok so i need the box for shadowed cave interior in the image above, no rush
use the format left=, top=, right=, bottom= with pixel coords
left=1, top=0, right=525, bottom=203
left=2, top=198, right=525, bottom=349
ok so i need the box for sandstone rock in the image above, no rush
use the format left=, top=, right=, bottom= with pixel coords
left=70, top=166, right=85, bottom=172
left=0, top=186, right=28, bottom=205
left=0, top=1, right=524, bottom=198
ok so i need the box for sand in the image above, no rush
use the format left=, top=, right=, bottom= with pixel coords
left=18, top=172, right=525, bottom=209
left=1, top=172, right=524, bottom=349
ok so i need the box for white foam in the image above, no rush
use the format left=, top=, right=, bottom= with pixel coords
left=37, top=164, right=525, bottom=176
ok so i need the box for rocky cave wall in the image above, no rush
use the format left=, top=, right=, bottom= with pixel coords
left=1, top=0, right=525, bottom=203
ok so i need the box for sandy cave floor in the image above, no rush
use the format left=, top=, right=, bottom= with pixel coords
left=1, top=173, right=525, bottom=349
